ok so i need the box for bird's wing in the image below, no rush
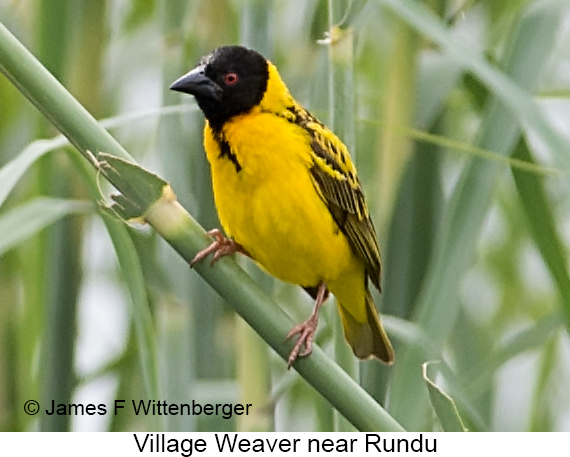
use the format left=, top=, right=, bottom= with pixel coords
left=291, top=107, right=382, bottom=291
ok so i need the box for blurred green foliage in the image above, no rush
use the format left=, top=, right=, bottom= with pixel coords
left=1, top=0, right=570, bottom=432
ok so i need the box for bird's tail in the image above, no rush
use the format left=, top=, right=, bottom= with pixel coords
left=337, top=290, right=394, bottom=364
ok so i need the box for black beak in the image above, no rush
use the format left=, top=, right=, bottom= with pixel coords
left=170, top=65, right=223, bottom=100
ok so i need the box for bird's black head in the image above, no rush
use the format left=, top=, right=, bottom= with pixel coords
left=170, top=46, right=269, bottom=130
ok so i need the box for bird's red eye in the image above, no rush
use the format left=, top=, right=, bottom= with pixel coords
left=225, top=73, right=238, bottom=85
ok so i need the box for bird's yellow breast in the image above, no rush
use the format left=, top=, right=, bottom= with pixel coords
left=203, top=110, right=356, bottom=288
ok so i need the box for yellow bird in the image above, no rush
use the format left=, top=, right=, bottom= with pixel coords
left=170, top=45, right=394, bottom=368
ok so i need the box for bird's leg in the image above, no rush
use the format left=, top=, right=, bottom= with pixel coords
left=190, top=228, right=249, bottom=267
left=285, top=282, right=328, bottom=369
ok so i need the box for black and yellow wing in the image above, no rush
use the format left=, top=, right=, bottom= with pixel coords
left=289, top=106, right=382, bottom=291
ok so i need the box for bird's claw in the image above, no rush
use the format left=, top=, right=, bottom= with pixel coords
left=285, top=316, right=318, bottom=369
left=190, top=228, right=247, bottom=267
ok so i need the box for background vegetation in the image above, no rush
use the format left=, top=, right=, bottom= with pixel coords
left=1, top=0, right=570, bottom=432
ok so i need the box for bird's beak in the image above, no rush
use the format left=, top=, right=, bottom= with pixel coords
left=169, top=65, right=223, bottom=100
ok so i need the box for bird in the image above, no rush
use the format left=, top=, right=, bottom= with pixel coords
left=170, top=45, right=394, bottom=368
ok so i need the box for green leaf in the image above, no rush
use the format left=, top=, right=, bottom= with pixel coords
left=512, top=138, right=570, bottom=331
left=0, top=137, right=68, bottom=209
left=99, top=207, right=162, bottom=430
left=423, top=361, right=468, bottom=432
left=96, top=152, right=170, bottom=221
left=0, top=106, right=194, bottom=213
left=0, top=197, right=91, bottom=256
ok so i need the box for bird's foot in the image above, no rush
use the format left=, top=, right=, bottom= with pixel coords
left=190, top=228, right=248, bottom=267
left=285, top=282, right=328, bottom=369
left=285, top=314, right=319, bottom=369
